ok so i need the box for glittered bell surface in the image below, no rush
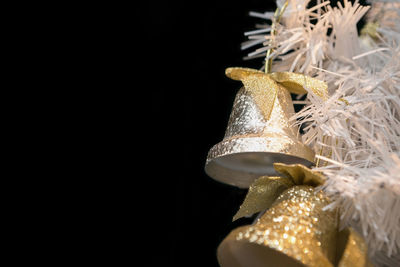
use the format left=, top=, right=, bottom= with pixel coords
left=217, top=186, right=337, bottom=267
left=205, top=68, right=315, bottom=188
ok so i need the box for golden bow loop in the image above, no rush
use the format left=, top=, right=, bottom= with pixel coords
left=225, top=68, right=329, bottom=121
left=232, top=176, right=294, bottom=221
left=270, top=71, right=329, bottom=100
left=274, top=163, right=326, bottom=186
left=233, top=163, right=325, bottom=221
left=226, top=67, right=278, bottom=120
left=225, top=67, right=264, bottom=80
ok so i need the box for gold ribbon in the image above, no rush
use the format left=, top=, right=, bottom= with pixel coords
left=234, top=163, right=326, bottom=221
left=226, top=67, right=329, bottom=121
left=233, top=176, right=294, bottom=221
left=274, top=163, right=326, bottom=186
left=269, top=71, right=329, bottom=101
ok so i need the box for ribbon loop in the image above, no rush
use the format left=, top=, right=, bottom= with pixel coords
left=270, top=71, right=329, bottom=100
left=233, top=176, right=294, bottom=221
left=274, top=163, right=326, bottom=186
left=233, top=164, right=326, bottom=221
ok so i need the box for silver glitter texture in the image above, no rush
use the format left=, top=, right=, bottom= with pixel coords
left=205, top=70, right=315, bottom=188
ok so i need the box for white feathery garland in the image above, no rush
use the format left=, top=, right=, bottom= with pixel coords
left=242, top=0, right=400, bottom=266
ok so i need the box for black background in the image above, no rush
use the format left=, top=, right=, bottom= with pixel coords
left=141, top=1, right=276, bottom=266
left=139, top=0, right=365, bottom=266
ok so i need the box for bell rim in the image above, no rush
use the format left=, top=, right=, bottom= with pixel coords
left=217, top=225, right=334, bottom=267
left=205, top=151, right=314, bottom=188
left=205, top=136, right=315, bottom=188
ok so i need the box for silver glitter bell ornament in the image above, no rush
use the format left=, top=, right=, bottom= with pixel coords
left=205, top=68, right=315, bottom=188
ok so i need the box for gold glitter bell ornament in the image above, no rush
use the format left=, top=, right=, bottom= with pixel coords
left=217, top=185, right=372, bottom=267
left=218, top=185, right=337, bottom=267
left=205, top=68, right=315, bottom=188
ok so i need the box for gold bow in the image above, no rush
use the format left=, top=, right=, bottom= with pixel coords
left=233, top=163, right=326, bottom=221
left=226, top=67, right=328, bottom=120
